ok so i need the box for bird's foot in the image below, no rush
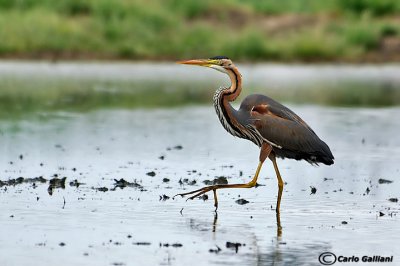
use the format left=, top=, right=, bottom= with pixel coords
left=173, top=185, right=216, bottom=201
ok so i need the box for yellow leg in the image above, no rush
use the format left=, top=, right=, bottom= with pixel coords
left=174, top=143, right=272, bottom=210
left=174, top=161, right=264, bottom=210
left=271, top=155, right=284, bottom=212
left=270, top=154, right=283, bottom=236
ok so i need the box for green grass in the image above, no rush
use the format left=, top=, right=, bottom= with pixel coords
left=0, top=0, right=400, bottom=61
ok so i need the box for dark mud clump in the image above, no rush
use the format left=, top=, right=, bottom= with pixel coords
left=48, top=177, right=66, bottom=195
left=203, top=176, right=228, bottom=185
left=167, top=145, right=183, bottom=151
left=235, top=198, right=249, bottom=205
left=159, top=242, right=183, bottom=248
left=209, top=246, right=222, bottom=254
left=159, top=194, right=170, bottom=201
left=226, top=242, right=245, bottom=253
left=310, top=186, right=317, bottom=194
left=113, top=179, right=143, bottom=190
left=178, top=178, right=196, bottom=186
left=0, top=176, right=47, bottom=187
left=132, top=242, right=151, bottom=246
left=146, top=171, right=156, bottom=177
left=94, top=187, right=109, bottom=192
left=378, top=178, right=393, bottom=184
left=69, top=179, right=84, bottom=187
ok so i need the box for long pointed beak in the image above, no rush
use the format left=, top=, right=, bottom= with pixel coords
left=176, top=59, right=211, bottom=67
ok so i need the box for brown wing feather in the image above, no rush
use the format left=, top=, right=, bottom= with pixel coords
left=238, top=94, right=334, bottom=165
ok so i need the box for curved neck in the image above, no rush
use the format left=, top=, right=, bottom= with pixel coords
left=224, top=66, right=242, bottom=102
left=213, top=65, right=244, bottom=140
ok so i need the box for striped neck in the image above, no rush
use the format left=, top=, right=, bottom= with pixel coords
left=213, top=66, right=244, bottom=138
left=212, top=65, right=265, bottom=147
left=224, top=66, right=242, bottom=101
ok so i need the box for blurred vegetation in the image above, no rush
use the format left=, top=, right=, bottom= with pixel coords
left=0, top=0, right=399, bottom=61
left=1, top=76, right=399, bottom=119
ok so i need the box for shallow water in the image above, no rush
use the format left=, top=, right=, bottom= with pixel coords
left=1, top=105, right=399, bottom=266
left=1, top=62, right=400, bottom=120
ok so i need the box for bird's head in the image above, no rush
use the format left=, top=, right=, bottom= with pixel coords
left=177, top=56, right=234, bottom=74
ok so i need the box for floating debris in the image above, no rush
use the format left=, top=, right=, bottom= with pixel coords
left=378, top=179, right=393, bottom=184
left=235, top=198, right=249, bottom=205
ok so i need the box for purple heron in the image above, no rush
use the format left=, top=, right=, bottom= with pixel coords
left=174, top=56, right=334, bottom=214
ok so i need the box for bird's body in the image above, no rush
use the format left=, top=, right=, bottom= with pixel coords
left=221, top=93, right=334, bottom=165
left=175, top=56, right=334, bottom=223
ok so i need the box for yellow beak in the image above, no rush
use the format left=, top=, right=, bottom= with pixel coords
left=177, top=59, right=216, bottom=67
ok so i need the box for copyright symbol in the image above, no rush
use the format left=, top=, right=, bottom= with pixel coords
left=319, top=252, right=337, bottom=265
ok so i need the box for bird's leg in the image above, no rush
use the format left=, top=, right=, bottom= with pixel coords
left=173, top=143, right=272, bottom=210
left=269, top=153, right=284, bottom=214
left=213, top=189, right=218, bottom=210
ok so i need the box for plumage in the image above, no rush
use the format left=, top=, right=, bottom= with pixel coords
left=176, top=57, right=334, bottom=215
left=235, top=94, right=334, bottom=165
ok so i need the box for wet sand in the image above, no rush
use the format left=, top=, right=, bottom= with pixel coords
left=0, top=106, right=399, bottom=266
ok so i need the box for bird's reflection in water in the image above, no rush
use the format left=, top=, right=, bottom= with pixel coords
left=212, top=212, right=218, bottom=233
left=188, top=212, right=331, bottom=266
left=211, top=210, right=282, bottom=238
